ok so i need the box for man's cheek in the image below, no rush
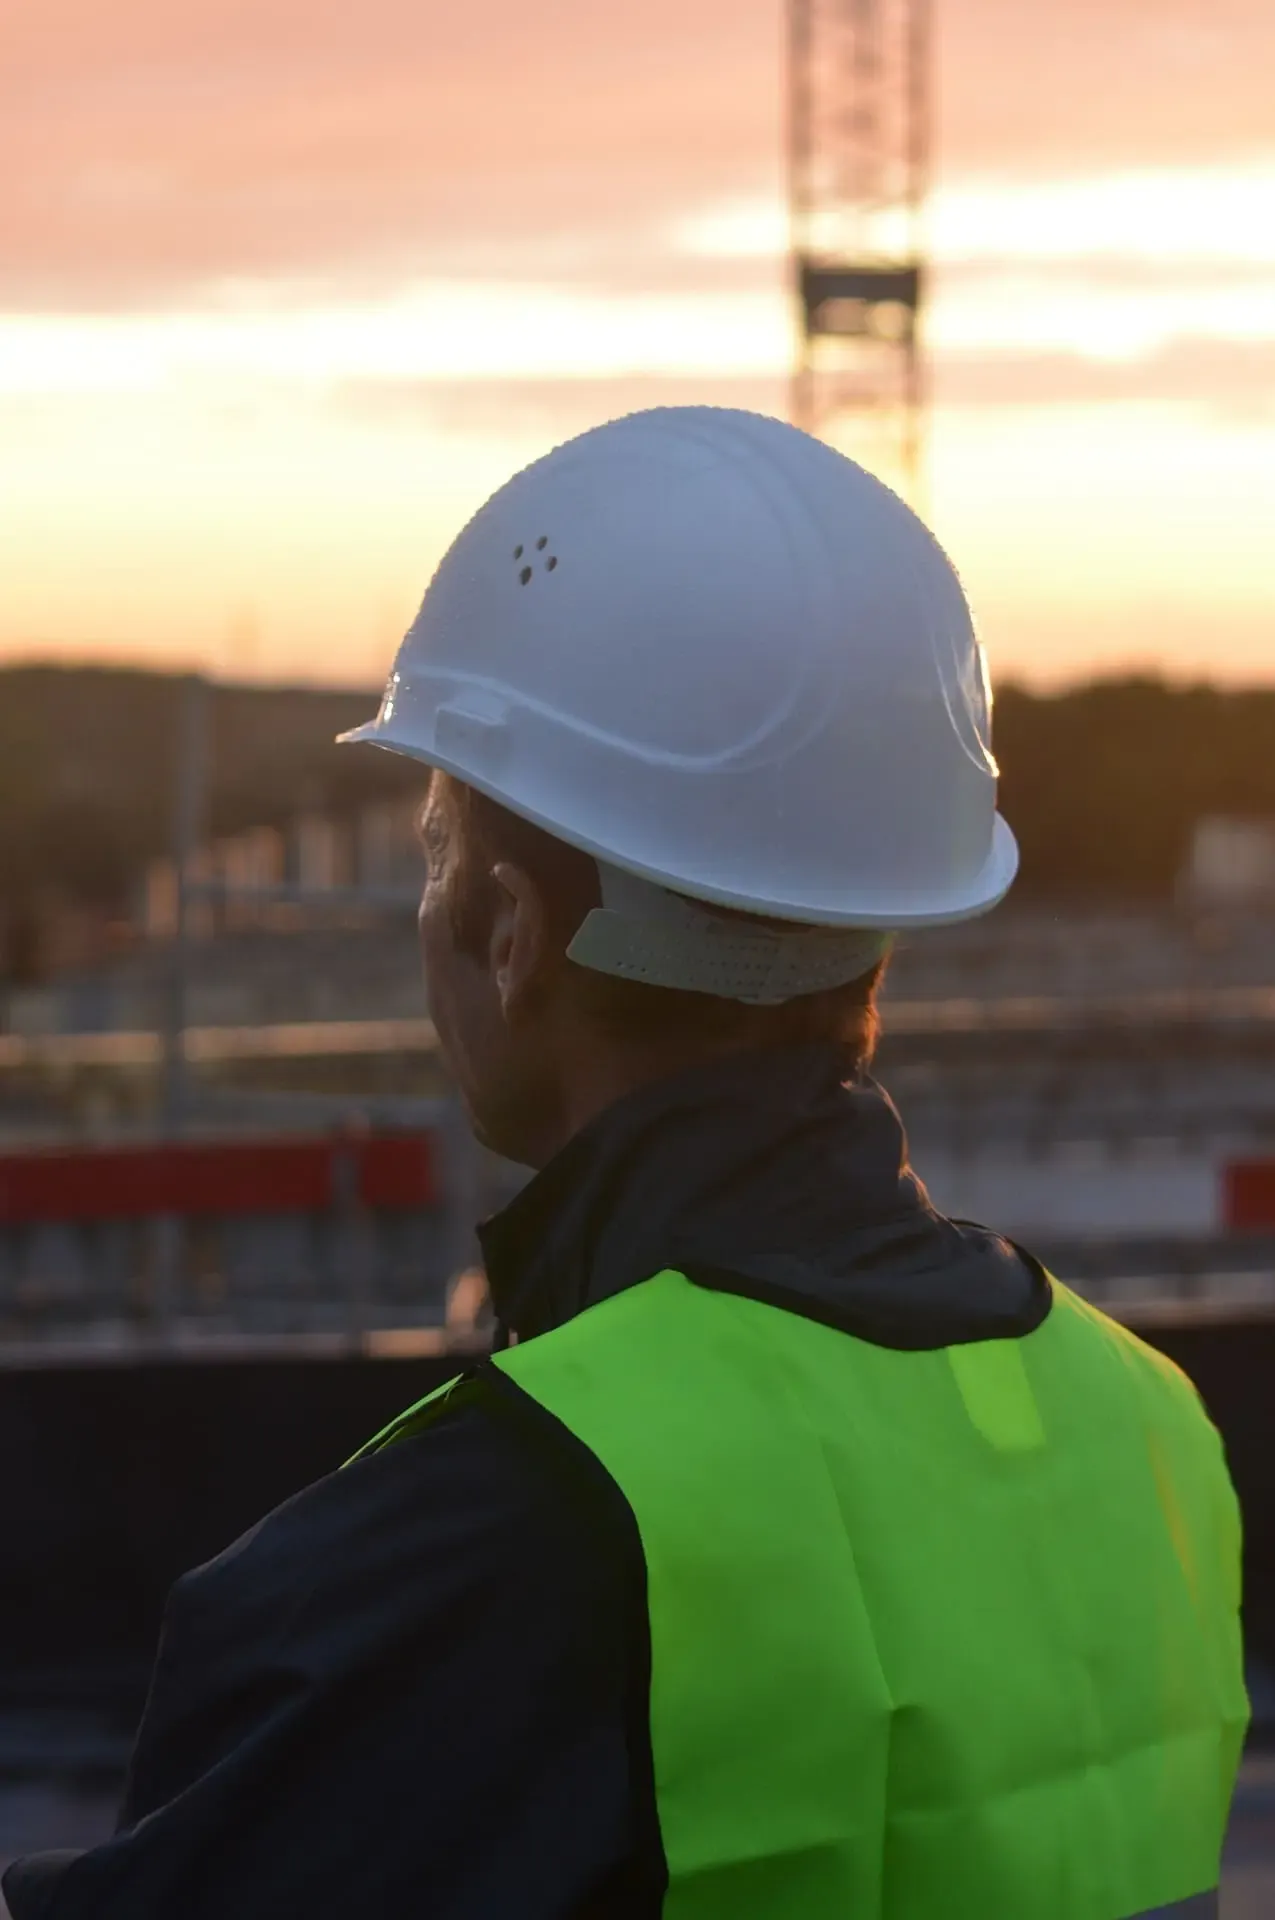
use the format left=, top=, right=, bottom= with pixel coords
left=418, top=891, right=450, bottom=990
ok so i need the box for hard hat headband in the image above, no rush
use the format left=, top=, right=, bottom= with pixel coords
left=566, top=862, right=893, bottom=1006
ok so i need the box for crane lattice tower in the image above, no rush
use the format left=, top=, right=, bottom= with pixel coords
left=788, top=0, right=931, bottom=505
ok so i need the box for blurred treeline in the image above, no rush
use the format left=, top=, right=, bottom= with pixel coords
left=3, top=665, right=1275, bottom=970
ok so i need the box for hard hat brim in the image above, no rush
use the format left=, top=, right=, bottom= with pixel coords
left=337, top=719, right=1021, bottom=931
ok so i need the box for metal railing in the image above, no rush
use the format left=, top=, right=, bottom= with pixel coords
left=12, top=982, right=1275, bottom=1074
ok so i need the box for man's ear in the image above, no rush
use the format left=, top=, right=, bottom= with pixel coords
left=489, top=862, right=550, bottom=1018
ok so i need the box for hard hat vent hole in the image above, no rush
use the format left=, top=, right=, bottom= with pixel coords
left=514, top=539, right=555, bottom=583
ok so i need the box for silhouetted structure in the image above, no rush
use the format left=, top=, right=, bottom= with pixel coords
left=789, top=0, right=929, bottom=498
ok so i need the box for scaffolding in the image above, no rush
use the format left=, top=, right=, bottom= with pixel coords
left=139, top=674, right=495, bottom=1345
left=788, top=0, right=931, bottom=502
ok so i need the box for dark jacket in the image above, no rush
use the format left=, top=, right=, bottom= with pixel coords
left=4, top=1045, right=1047, bottom=1919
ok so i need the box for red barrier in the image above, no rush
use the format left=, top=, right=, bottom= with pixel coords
left=1222, top=1160, right=1275, bottom=1232
left=0, top=1135, right=436, bottom=1224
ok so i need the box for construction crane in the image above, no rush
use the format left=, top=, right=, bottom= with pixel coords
left=788, top=0, right=931, bottom=503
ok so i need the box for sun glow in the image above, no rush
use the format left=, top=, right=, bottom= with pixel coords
left=3, top=159, right=1273, bottom=685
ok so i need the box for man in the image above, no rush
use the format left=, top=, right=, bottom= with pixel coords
left=6, top=408, right=1247, bottom=1917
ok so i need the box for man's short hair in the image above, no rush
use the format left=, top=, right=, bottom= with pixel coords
left=431, top=774, right=887, bottom=1067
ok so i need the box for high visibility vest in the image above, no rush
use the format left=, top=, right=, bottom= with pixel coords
left=371, top=1270, right=1249, bottom=1918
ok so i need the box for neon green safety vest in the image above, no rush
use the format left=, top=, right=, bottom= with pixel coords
left=367, top=1270, right=1249, bottom=1918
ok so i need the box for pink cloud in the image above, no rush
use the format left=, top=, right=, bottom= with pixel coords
left=3, top=0, right=1272, bottom=309
left=322, top=335, right=1275, bottom=439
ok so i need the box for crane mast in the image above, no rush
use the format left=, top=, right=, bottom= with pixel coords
left=788, top=0, right=931, bottom=503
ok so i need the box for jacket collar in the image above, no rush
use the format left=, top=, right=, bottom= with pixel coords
left=478, top=1043, right=1049, bottom=1352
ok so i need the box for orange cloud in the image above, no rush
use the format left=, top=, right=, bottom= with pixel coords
left=322, top=336, right=1275, bottom=435
left=4, top=0, right=1272, bottom=309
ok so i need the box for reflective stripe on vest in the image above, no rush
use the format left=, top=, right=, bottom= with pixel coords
left=492, top=1270, right=1248, bottom=1920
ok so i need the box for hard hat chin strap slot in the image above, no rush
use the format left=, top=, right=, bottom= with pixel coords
left=565, top=862, right=893, bottom=1006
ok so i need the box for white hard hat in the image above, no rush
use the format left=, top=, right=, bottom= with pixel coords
left=340, top=407, right=1017, bottom=990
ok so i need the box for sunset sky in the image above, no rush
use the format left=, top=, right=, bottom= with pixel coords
left=2, top=0, right=1273, bottom=690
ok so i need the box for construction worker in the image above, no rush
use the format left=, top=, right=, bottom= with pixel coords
left=5, top=408, right=1247, bottom=1917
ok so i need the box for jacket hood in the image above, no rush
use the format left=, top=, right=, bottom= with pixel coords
left=479, top=1043, right=1049, bottom=1351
